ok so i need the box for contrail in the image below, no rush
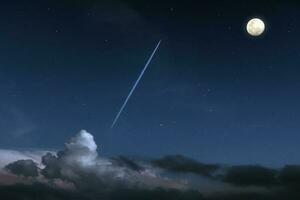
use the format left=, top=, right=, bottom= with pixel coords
left=111, top=40, right=161, bottom=128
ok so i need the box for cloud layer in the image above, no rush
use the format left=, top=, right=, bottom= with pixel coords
left=2, top=130, right=300, bottom=199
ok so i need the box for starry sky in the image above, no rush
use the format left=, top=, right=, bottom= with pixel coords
left=0, top=0, right=300, bottom=167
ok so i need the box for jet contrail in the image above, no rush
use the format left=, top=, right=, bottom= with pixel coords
left=111, top=40, right=161, bottom=128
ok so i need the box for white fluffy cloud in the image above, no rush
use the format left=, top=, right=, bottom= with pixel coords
left=63, top=130, right=98, bottom=167
left=41, top=130, right=184, bottom=190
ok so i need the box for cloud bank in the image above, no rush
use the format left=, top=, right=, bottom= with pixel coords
left=1, top=130, right=300, bottom=200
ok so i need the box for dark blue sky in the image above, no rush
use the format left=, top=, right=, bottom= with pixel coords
left=0, top=0, right=300, bottom=167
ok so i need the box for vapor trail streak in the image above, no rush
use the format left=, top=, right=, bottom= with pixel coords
left=111, top=40, right=161, bottom=128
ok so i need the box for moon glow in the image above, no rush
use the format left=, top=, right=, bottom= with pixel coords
left=246, top=18, right=265, bottom=36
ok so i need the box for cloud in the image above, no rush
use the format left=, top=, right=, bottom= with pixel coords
left=4, top=160, right=38, bottom=178
left=222, top=165, right=278, bottom=187
left=37, top=130, right=185, bottom=191
left=41, top=152, right=61, bottom=179
left=60, top=130, right=98, bottom=167
left=111, top=156, right=144, bottom=172
left=152, top=155, right=220, bottom=177
left=3, top=130, right=300, bottom=199
left=0, top=171, right=26, bottom=186
left=0, top=149, right=50, bottom=169
left=0, top=183, right=83, bottom=200
left=0, top=183, right=205, bottom=200
left=278, top=165, right=300, bottom=187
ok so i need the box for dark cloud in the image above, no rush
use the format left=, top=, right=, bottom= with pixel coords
left=111, top=156, right=144, bottom=172
left=108, top=188, right=204, bottom=200
left=41, top=152, right=62, bottom=179
left=4, top=159, right=38, bottom=178
left=2, top=182, right=300, bottom=200
left=222, top=165, right=278, bottom=187
left=0, top=183, right=86, bottom=200
left=0, top=182, right=205, bottom=200
left=278, top=165, right=300, bottom=186
left=209, top=192, right=285, bottom=200
left=152, top=155, right=220, bottom=177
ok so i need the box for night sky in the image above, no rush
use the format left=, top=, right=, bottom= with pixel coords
left=1, top=0, right=300, bottom=167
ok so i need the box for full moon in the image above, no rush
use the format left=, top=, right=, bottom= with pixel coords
left=246, top=18, right=265, bottom=36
